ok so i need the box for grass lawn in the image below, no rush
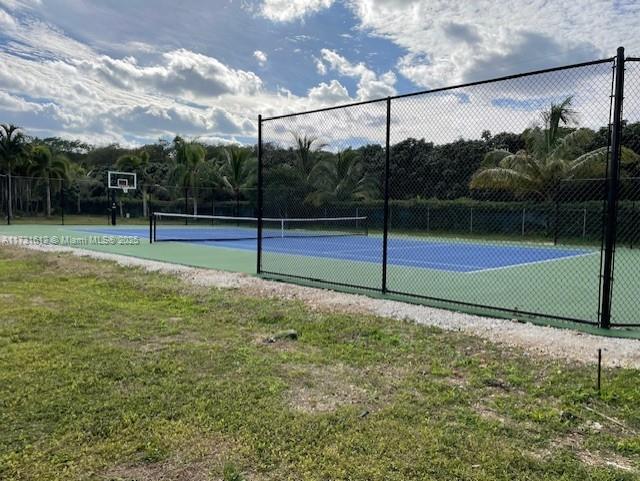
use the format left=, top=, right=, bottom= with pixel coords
left=0, top=247, right=639, bottom=480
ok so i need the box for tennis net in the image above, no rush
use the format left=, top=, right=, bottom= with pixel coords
left=151, top=213, right=368, bottom=242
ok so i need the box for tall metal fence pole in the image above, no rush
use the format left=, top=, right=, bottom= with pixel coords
left=381, top=97, right=391, bottom=293
left=256, top=114, right=264, bottom=275
left=600, top=46, right=625, bottom=329
left=111, top=189, right=117, bottom=226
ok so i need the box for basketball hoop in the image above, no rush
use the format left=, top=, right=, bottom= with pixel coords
left=117, top=178, right=130, bottom=194
left=108, top=171, right=137, bottom=193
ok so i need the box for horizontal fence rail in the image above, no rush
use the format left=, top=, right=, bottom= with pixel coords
left=258, top=47, right=640, bottom=329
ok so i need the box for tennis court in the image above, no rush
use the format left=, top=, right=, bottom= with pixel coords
left=78, top=223, right=594, bottom=274
left=2, top=216, right=638, bottom=332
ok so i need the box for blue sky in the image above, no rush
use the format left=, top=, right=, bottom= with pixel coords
left=0, top=0, right=639, bottom=146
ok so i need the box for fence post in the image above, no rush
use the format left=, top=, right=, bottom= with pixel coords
left=257, top=114, right=264, bottom=274
left=381, top=97, right=391, bottom=293
left=110, top=189, right=116, bottom=226
left=600, top=46, right=625, bottom=329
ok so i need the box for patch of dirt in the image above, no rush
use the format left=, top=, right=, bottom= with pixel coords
left=534, top=432, right=639, bottom=473
left=0, top=245, right=43, bottom=261
left=283, top=362, right=406, bottom=413
left=117, top=332, right=205, bottom=353
left=443, top=371, right=468, bottom=387
left=473, top=402, right=507, bottom=424
left=29, top=295, right=58, bottom=309
left=577, top=449, right=637, bottom=472
left=283, top=363, right=368, bottom=413
left=102, top=437, right=236, bottom=481
left=41, top=253, right=121, bottom=278
left=105, top=459, right=212, bottom=481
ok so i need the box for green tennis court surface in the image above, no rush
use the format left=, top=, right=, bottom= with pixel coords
left=1, top=223, right=638, bottom=336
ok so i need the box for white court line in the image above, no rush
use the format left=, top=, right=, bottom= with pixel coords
left=463, top=251, right=599, bottom=274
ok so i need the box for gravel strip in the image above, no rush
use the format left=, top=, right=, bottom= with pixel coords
left=3, top=236, right=639, bottom=369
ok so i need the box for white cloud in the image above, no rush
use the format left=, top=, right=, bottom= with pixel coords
left=0, top=7, right=17, bottom=30
left=308, top=79, right=351, bottom=105
left=73, top=49, right=263, bottom=99
left=320, top=48, right=396, bottom=100
left=0, top=10, right=349, bottom=146
left=260, top=0, right=334, bottom=22
left=253, top=50, right=268, bottom=66
left=0, top=0, right=42, bottom=10
left=0, top=11, right=271, bottom=145
left=345, top=0, right=640, bottom=88
left=314, top=56, right=327, bottom=75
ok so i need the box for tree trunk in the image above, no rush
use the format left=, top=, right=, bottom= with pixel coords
left=193, top=187, right=198, bottom=216
left=46, top=179, right=52, bottom=217
left=25, top=182, right=31, bottom=216
left=184, top=187, right=188, bottom=215
left=77, top=188, right=81, bottom=214
left=235, top=191, right=240, bottom=217
left=142, top=187, right=148, bottom=217
left=7, top=171, right=12, bottom=220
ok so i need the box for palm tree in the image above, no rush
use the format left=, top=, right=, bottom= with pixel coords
left=0, top=124, right=28, bottom=220
left=28, top=145, right=70, bottom=216
left=305, top=149, right=379, bottom=206
left=67, top=162, right=97, bottom=215
left=171, top=136, right=206, bottom=215
left=470, top=97, right=640, bottom=201
left=117, top=151, right=150, bottom=216
left=291, top=132, right=326, bottom=182
left=219, top=147, right=256, bottom=216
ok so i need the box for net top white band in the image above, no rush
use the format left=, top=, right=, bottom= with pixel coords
left=152, top=212, right=367, bottom=223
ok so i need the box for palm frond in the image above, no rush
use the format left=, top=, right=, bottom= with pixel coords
left=568, top=147, right=608, bottom=178
left=480, top=149, right=511, bottom=168
left=549, top=128, right=594, bottom=160
left=470, top=167, right=541, bottom=197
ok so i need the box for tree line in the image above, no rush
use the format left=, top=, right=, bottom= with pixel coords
left=2, top=97, right=640, bottom=220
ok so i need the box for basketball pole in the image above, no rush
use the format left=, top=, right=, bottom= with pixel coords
left=111, top=189, right=117, bottom=226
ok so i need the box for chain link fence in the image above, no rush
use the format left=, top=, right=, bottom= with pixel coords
left=259, top=50, right=640, bottom=328
left=610, top=58, right=640, bottom=326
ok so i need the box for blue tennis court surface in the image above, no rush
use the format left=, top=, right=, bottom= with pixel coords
left=75, top=226, right=594, bottom=273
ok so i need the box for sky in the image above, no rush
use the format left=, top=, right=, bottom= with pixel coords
left=1, top=0, right=640, bottom=147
